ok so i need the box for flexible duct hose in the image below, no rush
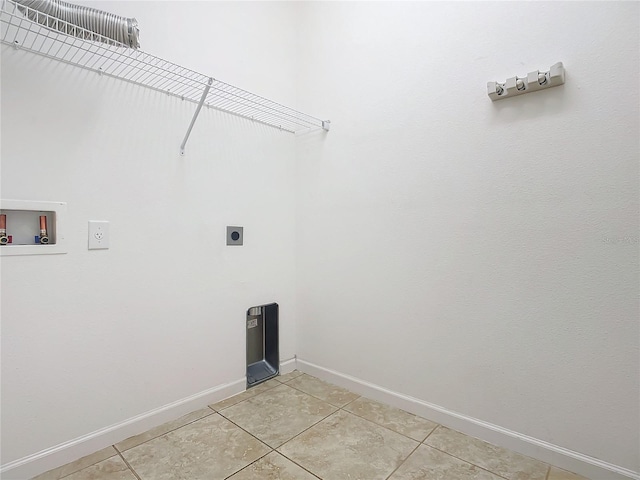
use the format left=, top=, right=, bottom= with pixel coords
left=15, top=0, right=139, bottom=48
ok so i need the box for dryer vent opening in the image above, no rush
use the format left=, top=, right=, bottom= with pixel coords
left=246, top=303, right=279, bottom=388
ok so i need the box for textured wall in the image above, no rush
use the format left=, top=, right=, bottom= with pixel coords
left=2, top=1, right=638, bottom=473
left=295, top=1, right=639, bottom=472
left=1, top=1, right=298, bottom=464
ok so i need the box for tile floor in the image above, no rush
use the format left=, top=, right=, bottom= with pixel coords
left=33, top=371, right=589, bottom=480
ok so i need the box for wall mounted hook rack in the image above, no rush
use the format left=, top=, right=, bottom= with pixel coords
left=488, top=62, right=565, bottom=101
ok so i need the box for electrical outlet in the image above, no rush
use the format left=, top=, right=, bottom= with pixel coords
left=88, top=221, right=109, bottom=250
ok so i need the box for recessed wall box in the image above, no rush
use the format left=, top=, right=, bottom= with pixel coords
left=0, top=200, right=67, bottom=256
left=246, top=303, right=279, bottom=388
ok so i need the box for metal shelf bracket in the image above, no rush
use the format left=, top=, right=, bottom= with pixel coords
left=180, top=77, right=213, bottom=156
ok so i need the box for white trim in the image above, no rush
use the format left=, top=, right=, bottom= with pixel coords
left=1, top=378, right=246, bottom=479
left=297, top=359, right=639, bottom=480
left=2, top=358, right=298, bottom=479
left=279, top=357, right=296, bottom=375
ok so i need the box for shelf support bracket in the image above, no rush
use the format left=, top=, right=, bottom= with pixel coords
left=180, top=77, right=213, bottom=155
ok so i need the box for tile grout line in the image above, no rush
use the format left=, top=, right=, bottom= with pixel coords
left=114, top=409, right=216, bottom=453
left=423, top=425, right=553, bottom=480
left=289, top=373, right=447, bottom=446
left=216, top=383, right=332, bottom=478
left=215, top=412, right=276, bottom=451
left=338, top=401, right=440, bottom=445
left=219, top=380, right=344, bottom=447
left=116, top=450, right=142, bottom=480
left=335, top=403, right=419, bottom=444
left=216, top=380, right=343, bottom=467
left=339, top=395, right=361, bottom=409
left=274, top=371, right=304, bottom=384
left=53, top=398, right=228, bottom=477
left=424, top=444, right=513, bottom=480
left=48, top=373, right=419, bottom=479
left=276, top=403, right=428, bottom=480
left=284, top=374, right=447, bottom=447
left=273, top=381, right=432, bottom=480
left=422, top=425, right=508, bottom=478
left=56, top=450, right=121, bottom=479
left=355, top=402, right=440, bottom=480
left=48, top=379, right=290, bottom=478
left=421, top=424, right=439, bottom=443
left=215, top=382, right=340, bottom=451
left=383, top=440, right=422, bottom=480
left=52, top=371, right=559, bottom=480
left=212, top=380, right=281, bottom=413
left=275, top=408, right=343, bottom=451
left=297, top=373, right=565, bottom=480
left=214, top=384, right=328, bottom=479
left=321, top=391, right=439, bottom=480
left=282, top=376, right=357, bottom=409
left=328, top=387, right=540, bottom=480
left=272, top=451, right=323, bottom=480
left=221, top=449, right=274, bottom=480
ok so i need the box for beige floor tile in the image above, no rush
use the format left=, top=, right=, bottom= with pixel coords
left=121, top=413, right=270, bottom=480
left=275, top=370, right=304, bottom=383
left=32, top=465, right=67, bottom=480
left=344, top=397, right=438, bottom=441
left=388, top=444, right=503, bottom=480
left=228, top=451, right=318, bottom=480
left=32, top=468, right=64, bottom=480
left=116, top=407, right=214, bottom=452
left=286, top=374, right=360, bottom=407
left=32, top=447, right=118, bottom=480
left=62, top=456, right=136, bottom=480
left=210, top=378, right=280, bottom=411
left=220, top=383, right=337, bottom=448
left=425, top=426, right=548, bottom=480
left=32, top=375, right=590, bottom=480
left=548, top=466, right=589, bottom=480
left=278, top=409, right=417, bottom=480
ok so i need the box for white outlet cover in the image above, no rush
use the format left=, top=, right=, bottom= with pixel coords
left=88, top=221, right=109, bottom=250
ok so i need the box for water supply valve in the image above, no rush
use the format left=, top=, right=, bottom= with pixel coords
left=39, top=215, right=49, bottom=244
left=0, top=214, right=8, bottom=245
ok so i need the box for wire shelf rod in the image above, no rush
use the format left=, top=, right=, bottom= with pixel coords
left=1, top=0, right=328, bottom=136
left=206, top=86, right=319, bottom=125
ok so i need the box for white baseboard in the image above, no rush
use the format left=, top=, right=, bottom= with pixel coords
left=297, top=359, right=639, bottom=480
left=7, top=356, right=632, bottom=480
left=279, top=357, right=296, bottom=375
left=3, top=357, right=298, bottom=479
left=1, top=378, right=246, bottom=479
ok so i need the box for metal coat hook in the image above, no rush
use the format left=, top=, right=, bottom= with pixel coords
left=488, top=62, right=565, bottom=101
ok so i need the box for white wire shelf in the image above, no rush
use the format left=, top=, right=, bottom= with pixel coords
left=0, top=0, right=329, bottom=136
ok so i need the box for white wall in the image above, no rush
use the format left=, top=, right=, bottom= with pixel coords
left=295, top=1, right=639, bottom=474
left=1, top=1, right=298, bottom=466
left=2, top=1, right=639, bottom=476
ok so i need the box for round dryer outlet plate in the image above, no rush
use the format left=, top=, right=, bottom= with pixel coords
left=226, top=226, right=243, bottom=246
